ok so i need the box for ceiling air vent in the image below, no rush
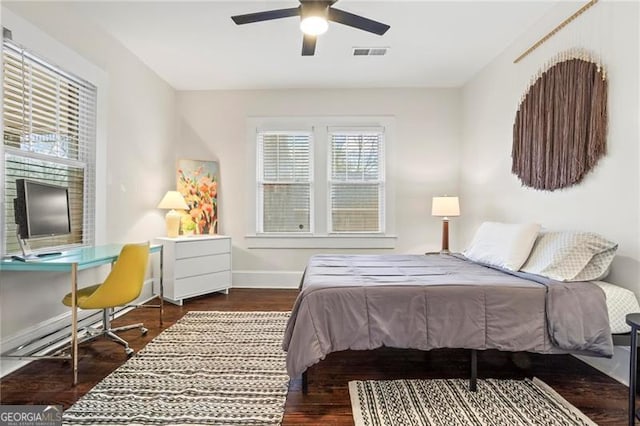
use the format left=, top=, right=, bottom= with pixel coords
left=353, top=47, right=388, bottom=56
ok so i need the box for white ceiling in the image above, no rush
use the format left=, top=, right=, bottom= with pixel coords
left=7, top=1, right=559, bottom=90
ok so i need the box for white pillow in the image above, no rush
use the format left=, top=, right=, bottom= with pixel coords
left=463, top=222, right=541, bottom=271
left=520, top=231, right=617, bottom=282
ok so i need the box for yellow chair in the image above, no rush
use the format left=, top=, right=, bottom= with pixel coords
left=62, top=242, right=150, bottom=356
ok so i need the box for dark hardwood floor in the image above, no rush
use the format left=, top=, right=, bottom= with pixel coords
left=0, top=289, right=631, bottom=425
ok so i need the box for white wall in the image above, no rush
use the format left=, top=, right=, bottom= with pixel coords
left=2, top=1, right=178, bottom=243
left=459, top=0, right=639, bottom=384
left=0, top=4, right=176, bottom=374
left=460, top=1, right=639, bottom=292
left=176, top=88, right=462, bottom=285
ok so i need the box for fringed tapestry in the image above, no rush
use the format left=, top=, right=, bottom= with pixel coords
left=512, top=52, right=607, bottom=191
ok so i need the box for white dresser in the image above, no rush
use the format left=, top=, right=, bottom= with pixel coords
left=155, top=235, right=232, bottom=305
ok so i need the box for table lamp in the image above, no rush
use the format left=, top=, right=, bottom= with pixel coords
left=431, top=196, right=460, bottom=253
left=157, top=191, right=189, bottom=238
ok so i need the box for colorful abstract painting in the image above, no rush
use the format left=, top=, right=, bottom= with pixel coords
left=177, top=159, right=218, bottom=235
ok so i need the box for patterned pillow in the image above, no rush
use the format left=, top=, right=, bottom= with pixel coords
left=573, top=247, right=616, bottom=281
left=520, top=232, right=617, bottom=282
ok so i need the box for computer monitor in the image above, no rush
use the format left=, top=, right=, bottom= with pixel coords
left=13, top=179, right=71, bottom=259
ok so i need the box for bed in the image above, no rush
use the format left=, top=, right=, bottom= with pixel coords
left=282, top=253, right=618, bottom=387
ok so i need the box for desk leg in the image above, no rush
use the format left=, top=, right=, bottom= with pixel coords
left=159, top=245, right=164, bottom=327
left=71, top=263, right=78, bottom=386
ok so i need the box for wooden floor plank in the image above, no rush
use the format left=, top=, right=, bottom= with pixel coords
left=0, top=289, right=630, bottom=425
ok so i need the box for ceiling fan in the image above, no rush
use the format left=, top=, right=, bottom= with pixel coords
left=231, top=0, right=390, bottom=56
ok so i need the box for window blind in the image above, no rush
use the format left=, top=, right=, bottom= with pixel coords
left=2, top=40, right=97, bottom=254
left=329, top=130, right=384, bottom=233
left=257, top=131, right=312, bottom=233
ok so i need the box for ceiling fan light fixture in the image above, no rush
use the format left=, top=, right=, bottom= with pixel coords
left=231, top=0, right=390, bottom=56
left=300, top=16, right=328, bottom=35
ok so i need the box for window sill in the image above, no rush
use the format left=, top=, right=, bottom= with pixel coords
left=245, top=234, right=397, bottom=249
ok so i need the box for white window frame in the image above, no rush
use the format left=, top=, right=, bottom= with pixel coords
left=0, top=10, right=107, bottom=256
left=256, top=130, right=314, bottom=235
left=246, top=116, right=396, bottom=249
left=327, top=127, right=385, bottom=235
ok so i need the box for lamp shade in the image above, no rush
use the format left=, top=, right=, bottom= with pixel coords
left=157, top=191, right=189, bottom=210
left=432, top=196, right=460, bottom=217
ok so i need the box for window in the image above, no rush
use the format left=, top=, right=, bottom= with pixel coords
left=248, top=117, right=395, bottom=249
left=257, top=131, right=312, bottom=233
left=329, top=129, right=384, bottom=233
left=2, top=40, right=97, bottom=254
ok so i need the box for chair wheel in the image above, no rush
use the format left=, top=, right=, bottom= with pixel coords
left=125, top=347, right=134, bottom=357
left=141, top=327, right=148, bottom=335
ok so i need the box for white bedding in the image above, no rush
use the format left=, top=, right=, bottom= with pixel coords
left=594, top=281, right=640, bottom=334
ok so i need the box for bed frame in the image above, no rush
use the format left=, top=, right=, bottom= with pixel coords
left=301, top=349, right=479, bottom=393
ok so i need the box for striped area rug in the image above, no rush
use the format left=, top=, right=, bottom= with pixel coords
left=63, top=311, right=290, bottom=425
left=349, top=377, right=597, bottom=426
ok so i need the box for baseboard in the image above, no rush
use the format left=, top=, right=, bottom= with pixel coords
left=232, top=271, right=302, bottom=289
left=573, top=346, right=630, bottom=386
left=0, top=279, right=157, bottom=378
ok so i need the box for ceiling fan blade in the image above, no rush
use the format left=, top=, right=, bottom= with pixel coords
left=328, top=7, right=390, bottom=35
left=232, top=7, right=300, bottom=25
left=302, top=34, right=317, bottom=56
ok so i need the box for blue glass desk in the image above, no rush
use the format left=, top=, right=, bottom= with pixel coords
left=0, top=243, right=163, bottom=385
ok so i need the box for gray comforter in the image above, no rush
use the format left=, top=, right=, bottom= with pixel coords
left=282, top=254, right=613, bottom=377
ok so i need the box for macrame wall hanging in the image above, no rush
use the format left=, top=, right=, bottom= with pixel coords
left=511, top=0, right=608, bottom=191
left=512, top=52, right=607, bottom=191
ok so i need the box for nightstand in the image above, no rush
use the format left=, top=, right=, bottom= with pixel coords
left=155, top=235, right=232, bottom=305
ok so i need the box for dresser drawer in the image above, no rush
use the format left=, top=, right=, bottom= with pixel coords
left=157, top=235, right=232, bottom=305
left=175, top=238, right=230, bottom=259
left=175, top=253, right=230, bottom=279
left=174, top=270, right=232, bottom=299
